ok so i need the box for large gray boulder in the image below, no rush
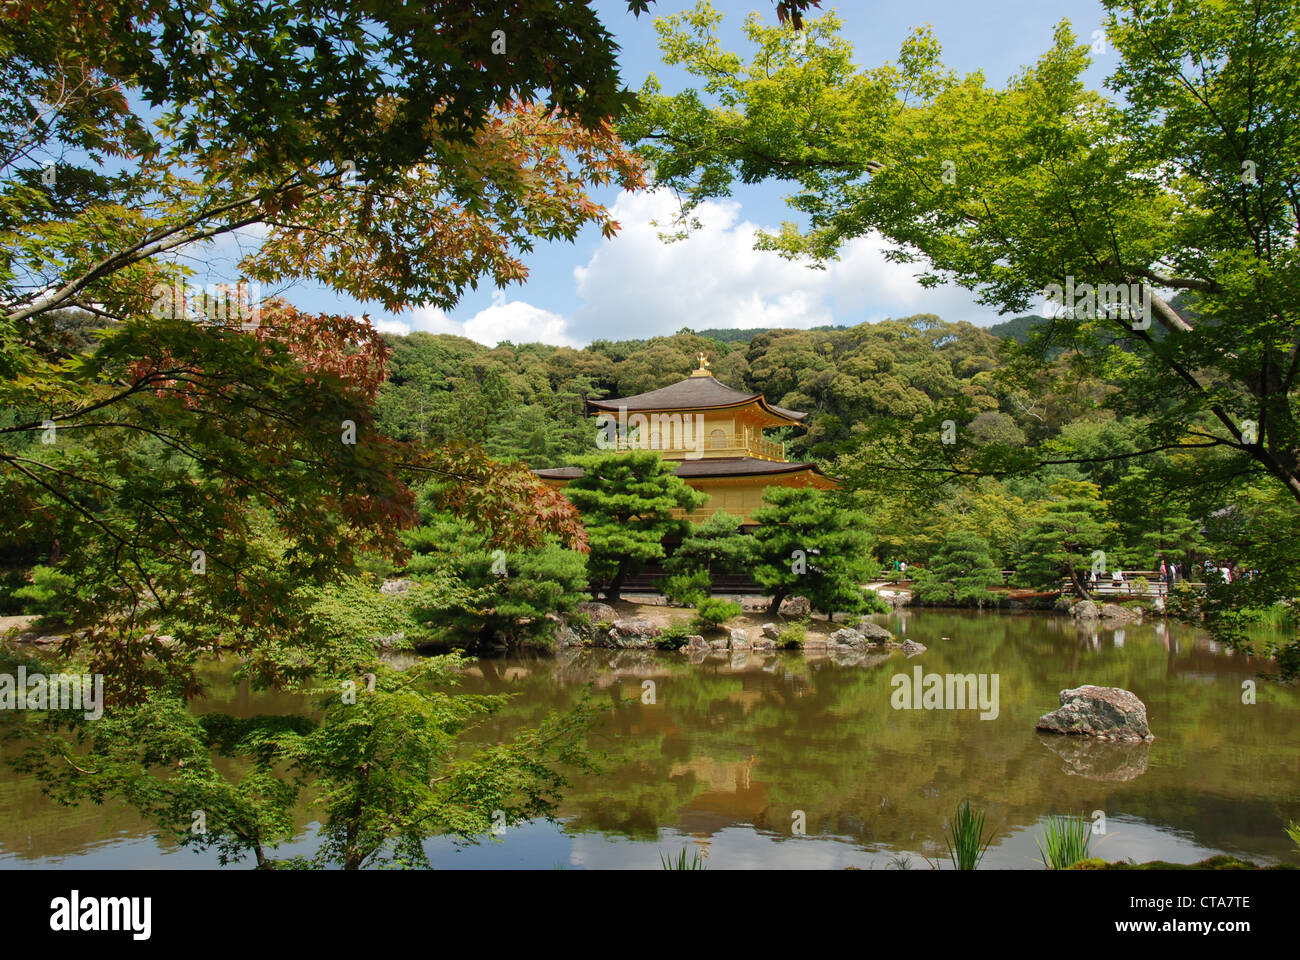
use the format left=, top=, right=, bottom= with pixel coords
left=900, top=639, right=927, bottom=657
left=729, top=628, right=750, bottom=649
left=779, top=596, right=811, bottom=617
left=1071, top=600, right=1100, bottom=621
left=761, top=622, right=781, bottom=640
left=682, top=634, right=710, bottom=654
left=574, top=601, right=618, bottom=625
left=1100, top=603, right=1141, bottom=624
left=1036, top=685, right=1154, bottom=741
left=828, top=628, right=867, bottom=648
left=856, top=621, right=895, bottom=644
left=609, top=618, right=660, bottom=648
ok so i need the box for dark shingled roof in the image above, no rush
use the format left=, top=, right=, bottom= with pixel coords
left=587, top=374, right=806, bottom=422
left=534, top=457, right=833, bottom=482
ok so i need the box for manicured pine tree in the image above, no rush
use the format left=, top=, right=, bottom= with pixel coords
left=751, top=487, right=877, bottom=616
left=911, top=529, right=1001, bottom=607
left=665, top=509, right=757, bottom=577
left=1020, top=480, right=1119, bottom=600
left=562, top=450, right=707, bottom=602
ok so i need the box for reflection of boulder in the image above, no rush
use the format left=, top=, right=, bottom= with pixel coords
left=684, top=646, right=711, bottom=665
left=1038, top=733, right=1151, bottom=782
left=608, top=651, right=658, bottom=674
left=1036, top=685, right=1154, bottom=741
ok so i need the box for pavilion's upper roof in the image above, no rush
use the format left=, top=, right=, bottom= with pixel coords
left=587, top=374, right=807, bottom=423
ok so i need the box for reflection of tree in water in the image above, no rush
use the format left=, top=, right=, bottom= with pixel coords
left=442, top=612, right=1300, bottom=862
left=2, top=612, right=1296, bottom=863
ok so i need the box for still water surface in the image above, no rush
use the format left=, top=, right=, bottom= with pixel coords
left=2, top=610, right=1297, bottom=869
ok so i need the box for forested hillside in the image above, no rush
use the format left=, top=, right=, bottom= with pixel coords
left=374, top=310, right=1291, bottom=592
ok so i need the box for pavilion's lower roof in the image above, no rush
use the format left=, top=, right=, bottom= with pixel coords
left=533, top=456, right=835, bottom=482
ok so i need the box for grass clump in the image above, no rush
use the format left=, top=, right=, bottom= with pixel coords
left=944, top=800, right=995, bottom=870
left=1036, top=813, right=1093, bottom=869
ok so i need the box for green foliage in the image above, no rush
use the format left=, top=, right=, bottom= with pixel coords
left=1036, top=814, right=1094, bottom=870
left=1020, top=480, right=1118, bottom=598
left=403, top=508, right=588, bottom=648
left=751, top=487, right=878, bottom=615
left=653, top=619, right=695, bottom=650
left=944, top=800, right=994, bottom=870
left=624, top=0, right=1300, bottom=672
left=663, top=570, right=712, bottom=607
left=776, top=621, right=807, bottom=649
left=665, top=510, right=757, bottom=576
left=11, top=565, right=77, bottom=620
left=8, top=653, right=597, bottom=870
left=691, top=598, right=742, bottom=633
left=909, top=530, right=1000, bottom=608
left=1287, top=821, right=1300, bottom=854
left=562, top=451, right=707, bottom=602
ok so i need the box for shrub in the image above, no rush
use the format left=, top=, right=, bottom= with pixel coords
left=691, top=598, right=742, bottom=633
left=663, top=570, right=711, bottom=607
left=860, top=589, right=891, bottom=615
left=776, top=622, right=807, bottom=649
left=654, top=619, right=694, bottom=650
left=13, top=565, right=77, bottom=620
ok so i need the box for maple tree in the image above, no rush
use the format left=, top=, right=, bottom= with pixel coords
left=0, top=1, right=652, bottom=698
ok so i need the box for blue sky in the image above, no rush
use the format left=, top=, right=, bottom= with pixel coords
left=245, top=0, right=1116, bottom=346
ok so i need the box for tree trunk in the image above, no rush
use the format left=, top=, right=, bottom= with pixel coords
left=766, top=587, right=788, bottom=615
left=1069, top=568, right=1092, bottom=601
left=605, top=563, right=626, bottom=605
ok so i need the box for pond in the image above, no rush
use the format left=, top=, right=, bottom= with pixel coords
left=2, top=610, right=1298, bottom=869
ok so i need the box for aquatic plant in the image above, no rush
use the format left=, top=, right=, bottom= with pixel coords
left=661, top=846, right=707, bottom=870
left=944, top=800, right=995, bottom=870
left=1036, top=814, right=1093, bottom=870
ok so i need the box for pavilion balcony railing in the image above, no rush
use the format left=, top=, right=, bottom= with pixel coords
left=608, top=433, right=787, bottom=462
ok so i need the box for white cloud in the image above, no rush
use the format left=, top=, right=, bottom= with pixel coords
left=388, top=188, right=999, bottom=347
left=372, top=293, right=576, bottom=347
left=566, top=189, right=996, bottom=343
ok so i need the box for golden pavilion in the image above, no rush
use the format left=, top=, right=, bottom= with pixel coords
left=534, top=354, right=836, bottom=524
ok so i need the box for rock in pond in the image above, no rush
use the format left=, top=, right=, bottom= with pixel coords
left=1071, top=600, right=1100, bottom=621
left=856, top=621, right=895, bottom=644
left=828, top=628, right=867, bottom=648
left=1100, top=603, right=1141, bottom=624
left=1036, top=685, right=1154, bottom=741
left=900, top=639, right=927, bottom=657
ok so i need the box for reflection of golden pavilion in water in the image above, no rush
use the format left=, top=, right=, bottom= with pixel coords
left=534, top=354, right=837, bottom=524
